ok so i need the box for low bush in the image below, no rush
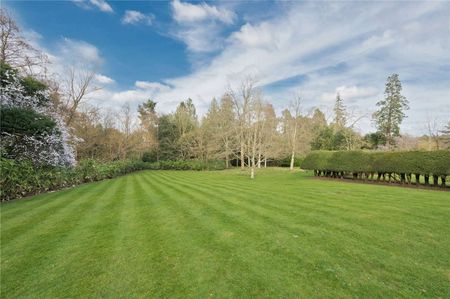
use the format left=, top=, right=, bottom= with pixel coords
left=265, top=156, right=304, bottom=167
left=142, top=150, right=158, bottom=163
left=0, top=159, right=147, bottom=201
left=301, top=150, right=450, bottom=188
left=0, top=158, right=226, bottom=201
left=146, top=159, right=226, bottom=171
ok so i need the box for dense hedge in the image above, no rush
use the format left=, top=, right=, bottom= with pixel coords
left=0, top=159, right=148, bottom=201
left=150, top=160, right=226, bottom=171
left=301, top=150, right=450, bottom=188
left=262, top=156, right=304, bottom=167
left=0, top=159, right=226, bottom=201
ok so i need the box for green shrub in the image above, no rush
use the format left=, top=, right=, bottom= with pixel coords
left=0, top=159, right=145, bottom=201
left=142, top=150, right=158, bottom=163
left=301, top=150, right=450, bottom=185
left=278, top=156, right=304, bottom=168
left=265, top=156, right=304, bottom=167
left=0, top=158, right=226, bottom=201
left=150, top=160, right=226, bottom=171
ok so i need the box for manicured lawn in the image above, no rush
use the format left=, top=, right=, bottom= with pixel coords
left=1, top=169, right=449, bottom=298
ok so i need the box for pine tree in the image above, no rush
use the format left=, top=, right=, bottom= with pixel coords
left=373, top=74, right=409, bottom=149
left=333, top=92, right=346, bottom=128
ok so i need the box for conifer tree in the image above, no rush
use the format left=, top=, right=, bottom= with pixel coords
left=373, top=74, right=409, bottom=148
left=333, top=92, right=346, bottom=128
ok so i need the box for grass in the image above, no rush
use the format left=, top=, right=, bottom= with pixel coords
left=1, top=169, right=449, bottom=298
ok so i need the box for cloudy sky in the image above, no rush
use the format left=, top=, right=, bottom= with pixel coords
left=5, top=0, right=450, bottom=134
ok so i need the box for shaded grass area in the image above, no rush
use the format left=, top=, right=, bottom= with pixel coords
left=315, top=173, right=450, bottom=190
left=1, top=169, right=449, bottom=298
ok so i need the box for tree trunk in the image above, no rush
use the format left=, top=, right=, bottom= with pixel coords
left=257, top=151, right=262, bottom=168
left=433, top=175, right=439, bottom=187
left=225, top=140, right=229, bottom=168
left=290, top=112, right=298, bottom=171
left=290, top=150, right=295, bottom=171
left=424, top=175, right=429, bottom=186
left=415, top=174, right=420, bottom=185
left=441, top=175, right=446, bottom=188
left=250, top=152, right=256, bottom=179
left=240, top=142, right=245, bottom=170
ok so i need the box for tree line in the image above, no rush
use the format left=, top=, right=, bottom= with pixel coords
left=1, top=8, right=449, bottom=180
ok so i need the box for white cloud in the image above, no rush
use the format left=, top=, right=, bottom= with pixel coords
left=57, top=38, right=103, bottom=67
left=147, top=1, right=449, bottom=134
left=95, top=74, right=115, bottom=84
left=170, top=0, right=236, bottom=53
left=15, top=1, right=450, bottom=135
left=135, top=81, right=171, bottom=92
left=90, top=0, right=113, bottom=13
left=174, top=25, right=223, bottom=53
left=171, top=0, right=235, bottom=24
left=72, top=0, right=113, bottom=13
left=230, top=22, right=278, bottom=48
left=321, top=86, right=379, bottom=103
left=362, top=30, right=395, bottom=49
left=121, top=10, right=154, bottom=25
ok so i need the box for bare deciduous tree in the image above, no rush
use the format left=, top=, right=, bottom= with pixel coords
left=248, top=94, right=265, bottom=179
left=288, top=95, right=302, bottom=171
left=229, top=77, right=257, bottom=170
left=425, top=114, right=442, bottom=150
left=0, top=8, right=47, bottom=74
left=63, top=67, right=100, bottom=126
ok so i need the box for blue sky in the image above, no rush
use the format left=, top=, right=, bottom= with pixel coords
left=5, top=0, right=450, bottom=134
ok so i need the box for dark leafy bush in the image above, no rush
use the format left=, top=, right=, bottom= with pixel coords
left=148, top=160, right=226, bottom=171
left=302, top=150, right=450, bottom=175
left=265, top=156, right=304, bottom=167
left=301, top=150, right=450, bottom=187
left=0, top=159, right=148, bottom=201
left=142, top=150, right=158, bottom=163
left=279, top=156, right=304, bottom=168
left=0, top=107, right=57, bottom=136
left=0, top=158, right=226, bottom=201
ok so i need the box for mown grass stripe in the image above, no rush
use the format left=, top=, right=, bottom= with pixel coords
left=143, top=171, right=450, bottom=298
left=1, top=170, right=449, bottom=298
left=159, top=170, right=448, bottom=232
left=0, top=181, right=109, bottom=238
left=153, top=171, right=402, bottom=243
left=142, top=173, right=356, bottom=298
left=1, top=176, right=126, bottom=298
left=1, top=179, right=112, bottom=250
left=139, top=172, right=281, bottom=297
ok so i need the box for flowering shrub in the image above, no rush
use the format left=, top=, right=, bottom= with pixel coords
left=0, top=63, right=75, bottom=167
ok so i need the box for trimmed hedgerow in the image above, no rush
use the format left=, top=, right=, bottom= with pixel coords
left=146, top=160, right=226, bottom=171
left=301, top=150, right=450, bottom=188
left=0, top=158, right=227, bottom=201
left=0, top=159, right=150, bottom=201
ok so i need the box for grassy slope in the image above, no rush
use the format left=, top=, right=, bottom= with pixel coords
left=1, top=169, right=449, bottom=298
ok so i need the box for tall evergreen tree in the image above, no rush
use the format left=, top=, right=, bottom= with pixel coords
left=373, top=74, right=409, bottom=148
left=138, top=99, right=157, bottom=131
left=333, top=92, right=346, bottom=128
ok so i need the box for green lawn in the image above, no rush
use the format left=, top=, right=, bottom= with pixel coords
left=1, top=169, right=449, bottom=298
